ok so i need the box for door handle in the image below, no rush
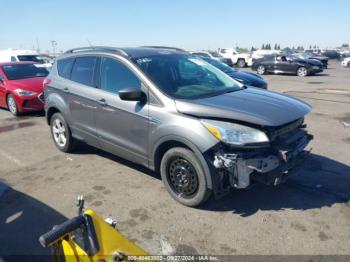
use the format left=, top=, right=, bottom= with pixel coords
left=63, top=87, right=70, bottom=93
left=97, top=98, right=107, bottom=106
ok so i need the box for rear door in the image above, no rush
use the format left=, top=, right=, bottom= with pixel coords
left=66, top=56, right=100, bottom=146
left=94, top=56, right=149, bottom=166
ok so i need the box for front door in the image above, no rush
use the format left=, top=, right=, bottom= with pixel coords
left=95, top=56, right=149, bottom=166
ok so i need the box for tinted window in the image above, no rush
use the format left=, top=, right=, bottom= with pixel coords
left=17, top=55, right=45, bottom=64
left=10, top=56, right=17, bottom=62
left=100, top=57, right=140, bottom=94
left=71, top=56, right=97, bottom=86
left=57, top=58, right=74, bottom=79
left=2, top=64, right=49, bottom=80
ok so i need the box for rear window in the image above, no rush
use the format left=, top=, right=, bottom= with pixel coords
left=70, top=56, right=97, bottom=87
left=57, top=58, right=74, bottom=79
left=2, top=64, right=49, bottom=80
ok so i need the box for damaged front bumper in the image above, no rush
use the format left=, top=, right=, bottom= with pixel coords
left=207, top=121, right=313, bottom=198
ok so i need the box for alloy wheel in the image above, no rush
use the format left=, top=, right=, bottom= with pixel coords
left=52, top=118, right=67, bottom=147
left=7, top=96, right=17, bottom=114
left=297, top=67, right=308, bottom=77
left=257, top=65, right=265, bottom=75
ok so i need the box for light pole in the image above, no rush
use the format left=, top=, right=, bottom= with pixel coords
left=51, top=40, right=57, bottom=55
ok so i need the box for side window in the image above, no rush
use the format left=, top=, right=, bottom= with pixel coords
left=100, top=57, right=141, bottom=94
left=10, top=56, right=17, bottom=62
left=57, top=58, right=75, bottom=79
left=71, top=56, right=97, bottom=87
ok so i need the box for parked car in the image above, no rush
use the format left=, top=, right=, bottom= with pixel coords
left=218, top=48, right=251, bottom=68
left=190, top=51, right=224, bottom=62
left=297, top=51, right=328, bottom=69
left=45, top=46, right=313, bottom=207
left=0, top=62, right=48, bottom=115
left=341, top=57, right=350, bottom=67
left=0, top=49, right=53, bottom=70
left=197, top=56, right=268, bottom=89
left=252, top=54, right=323, bottom=77
left=321, top=50, right=340, bottom=59
left=248, top=49, right=281, bottom=66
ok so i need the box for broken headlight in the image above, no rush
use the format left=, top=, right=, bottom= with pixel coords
left=201, top=119, right=269, bottom=146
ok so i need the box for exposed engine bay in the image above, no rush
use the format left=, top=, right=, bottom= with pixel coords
left=208, top=118, right=313, bottom=198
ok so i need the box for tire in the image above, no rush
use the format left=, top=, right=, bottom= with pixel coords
left=50, top=112, right=76, bottom=153
left=297, top=67, right=308, bottom=77
left=160, top=147, right=212, bottom=207
left=347, top=62, right=350, bottom=68
left=7, top=94, right=19, bottom=116
left=237, top=59, right=246, bottom=68
left=257, top=65, right=266, bottom=75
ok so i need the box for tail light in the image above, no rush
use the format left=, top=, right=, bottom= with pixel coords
left=43, top=78, right=52, bottom=89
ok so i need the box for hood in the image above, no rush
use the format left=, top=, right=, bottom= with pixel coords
left=226, top=71, right=267, bottom=88
left=175, top=87, right=311, bottom=127
left=8, top=77, right=45, bottom=93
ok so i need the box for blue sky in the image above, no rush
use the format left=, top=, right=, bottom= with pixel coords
left=1, top=0, right=349, bottom=52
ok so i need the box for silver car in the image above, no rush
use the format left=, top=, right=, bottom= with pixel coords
left=44, top=46, right=313, bottom=206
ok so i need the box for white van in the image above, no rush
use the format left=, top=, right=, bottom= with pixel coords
left=0, top=49, right=52, bottom=69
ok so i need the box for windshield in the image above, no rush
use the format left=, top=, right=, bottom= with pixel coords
left=201, top=57, right=235, bottom=73
left=2, top=64, right=49, bottom=80
left=132, top=54, right=241, bottom=99
left=17, top=55, right=45, bottom=64
left=208, top=51, right=220, bottom=58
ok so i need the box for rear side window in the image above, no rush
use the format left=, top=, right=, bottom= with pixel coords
left=57, top=58, right=74, bottom=79
left=71, top=56, right=97, bottom=87
left=100, top=57, right=140, bottom=94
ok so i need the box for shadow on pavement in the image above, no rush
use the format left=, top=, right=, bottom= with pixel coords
left=201, top=154, right=350, bottom=216
left=0, top=186, right=67, bottom=261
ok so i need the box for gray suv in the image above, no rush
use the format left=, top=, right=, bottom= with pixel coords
left=45, top=46, right=313, bottom=206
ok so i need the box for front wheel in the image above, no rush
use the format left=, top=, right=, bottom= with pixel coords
left=297, top=67, right=308, bottom=77
left=160, top=147, right=212, bottom=207
left=257, top=65, right=266, bottom=75
left=7, top=94, right=19, bottom=116
left=237, top=59, right=246, bottom=68
left=347, top=62, right=350, bottom=68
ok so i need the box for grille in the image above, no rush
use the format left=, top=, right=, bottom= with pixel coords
left=268, top=118, right=304, bottom=141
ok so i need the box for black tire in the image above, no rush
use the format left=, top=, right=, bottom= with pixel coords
left=7, top=94, right=19, bottom=116
left=237, top=59, right=246, bottom=68
left=50, top=112, right=76, bottom=152
left=160, top=147, right=212, bottom=207
left=347, top=62, right=350, bottom=68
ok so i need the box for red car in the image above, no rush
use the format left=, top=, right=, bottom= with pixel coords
left=0, top=62, right=49, bottom=115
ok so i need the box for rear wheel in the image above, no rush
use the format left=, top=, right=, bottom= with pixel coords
left=50, top=113, right=76, bottom=152
left=347, top=62, right=350, bottom=68
left=237, top=59, right=246, bottom=68
left=297, top=67, right=308, bottom=77
left=7, top=94, right=19, bottom=116
left=160, top=147, right=211, bottom=207
left=257, top=65, right=266, bottom=75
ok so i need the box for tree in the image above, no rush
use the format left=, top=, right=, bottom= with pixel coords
left=274, top=43, right=278, bottom=50
left=262, top=44, right=265, bottom=50
left=277, top=44, right=281, bottom=50
left=251, top=46, right=257, bottom=52
left=342, top=43, right=349, bottom=48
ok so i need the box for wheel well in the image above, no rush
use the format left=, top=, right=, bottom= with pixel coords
left=154, top=140, right=191, bottom=173
left=46, top=107, right=60, bottom=125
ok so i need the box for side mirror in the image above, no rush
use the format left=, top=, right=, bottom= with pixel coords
left=118, top=88, right=145, bottom=101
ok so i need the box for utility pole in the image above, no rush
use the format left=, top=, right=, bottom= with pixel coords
left=51, top=40, right=57, bottom=55
left=36, top=37, right=40, bottom=53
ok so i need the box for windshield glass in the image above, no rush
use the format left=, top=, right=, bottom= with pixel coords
left=208, top=51, right=220, bottom=58
left=132, top=54, right=241, bottom=99
left=17, top=55, right=45, bottom=64
left=2, top=64, right=49, bottom=80
left=201, top=57, right=235, bottom=73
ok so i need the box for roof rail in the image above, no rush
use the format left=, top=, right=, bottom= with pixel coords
left=64, top=46, right=128, bottom=56
left=141, top=46, right=187, bottom=52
